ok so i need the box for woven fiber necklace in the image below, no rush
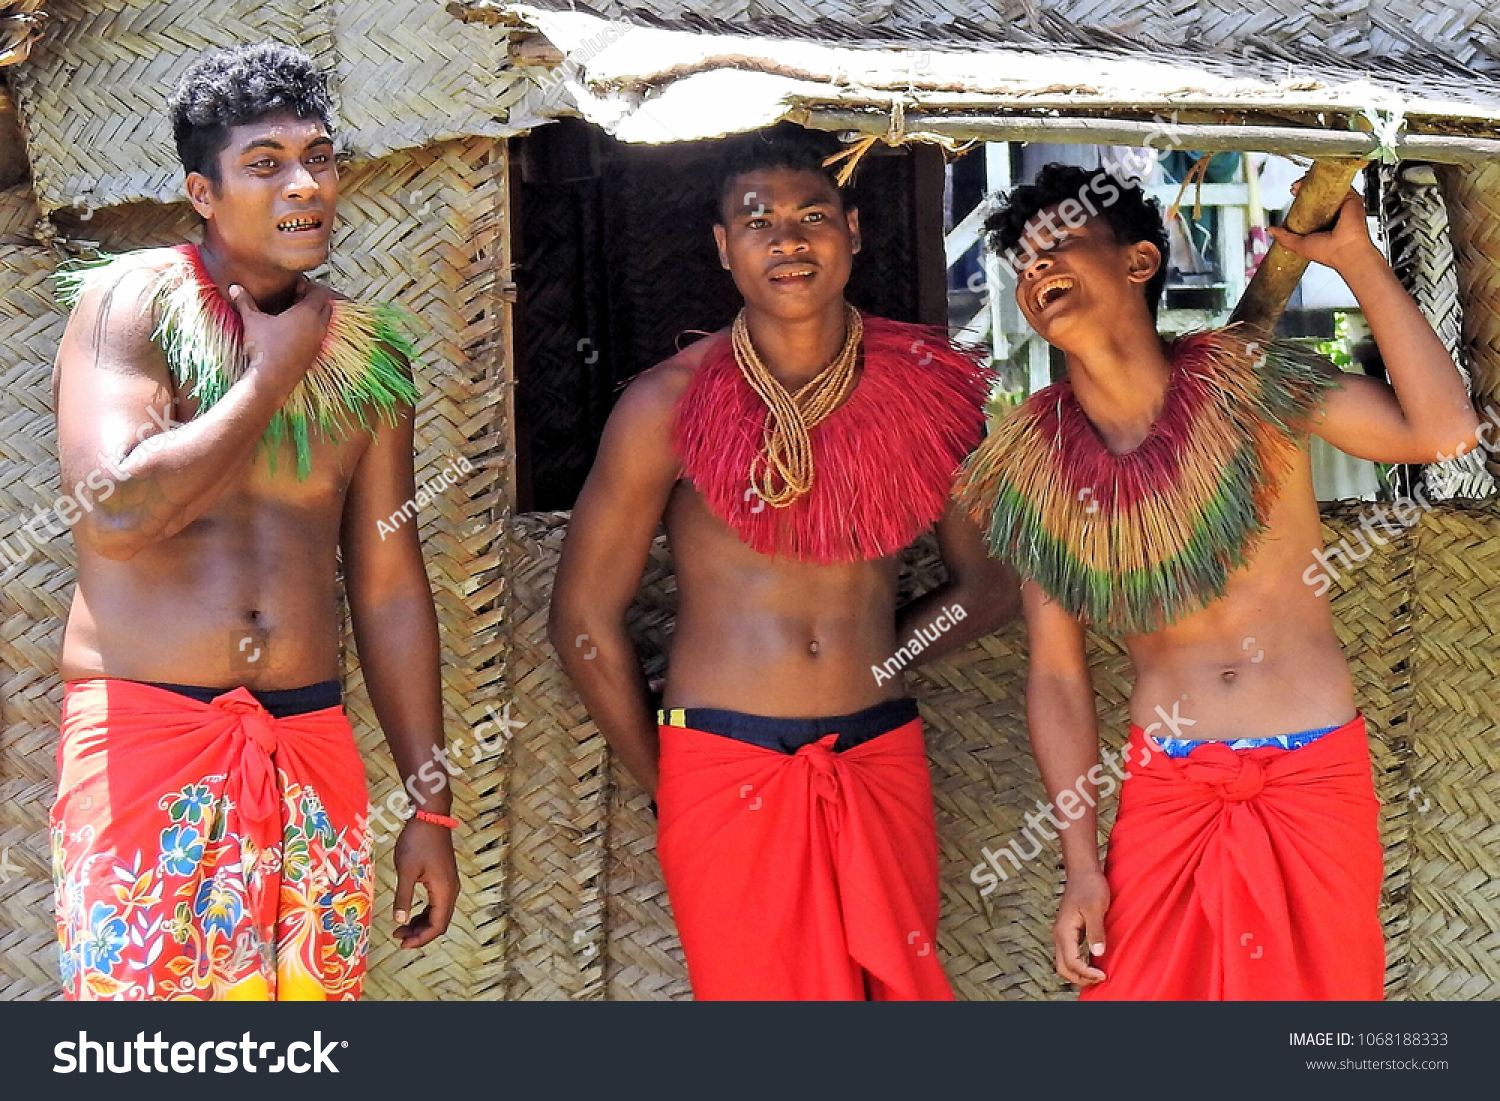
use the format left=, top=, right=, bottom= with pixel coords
left=673, top=313, right=993, bottom=562
left=953, top=328, right=1336, bottom=636
left=57, top=244, right=418, bottom=479
left=732, top=303, right=863, bottom=509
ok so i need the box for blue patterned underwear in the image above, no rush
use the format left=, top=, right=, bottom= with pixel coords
left=1153, top=722, right=1343, bottom=759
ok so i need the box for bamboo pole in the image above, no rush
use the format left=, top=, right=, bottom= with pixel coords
left=1229, top=157, right=1366, bottom=336
left=797, top=108, right=1500, bottom=168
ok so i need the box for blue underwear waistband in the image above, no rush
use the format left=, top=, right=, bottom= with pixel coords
left=1153, top=722, right=1342, bottom=759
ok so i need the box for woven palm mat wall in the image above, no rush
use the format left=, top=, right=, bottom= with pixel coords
left=0, top=136, right=511, bottom=1000
left=1439, top=160, right=1500, bottom=484
left=502, top=502, right=1499, bottom=1000
left=6, top=0, right=512, bottom=211
left=1383, top=162, right=1494, bottom=500
left=0, top=183, right=66, bottom=1000
left=1405, top=504, right=1500, bottom=998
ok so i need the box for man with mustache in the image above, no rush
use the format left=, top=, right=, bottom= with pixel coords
left=550, top=124, right=1018, bottom=999
left=957, top=163, right=1478, bottom=999
left=49, top=43, right=456, bottom=1000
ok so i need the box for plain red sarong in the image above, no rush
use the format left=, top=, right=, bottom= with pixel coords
left=656, top=717, right=953, bottom=1000
left=51, top=679, right=373, bottom=1000
left=1081, top=714, right=1384, bottom=1001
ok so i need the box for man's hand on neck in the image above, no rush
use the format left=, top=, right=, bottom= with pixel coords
left=197, top=237, right=308, bottom=316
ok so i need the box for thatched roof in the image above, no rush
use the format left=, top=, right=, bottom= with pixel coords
left=458, top=0, right=1500, bottom=81
left=9, top=1, right=1500, bottom=214
left=464, top=2, right=1500, bottom=163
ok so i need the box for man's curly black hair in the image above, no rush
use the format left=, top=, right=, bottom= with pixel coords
left=712, top=121, right=852, bottom=224
left=985, top=163, right=1171, bottom=318
left=168, top=42, right=334, bottom=184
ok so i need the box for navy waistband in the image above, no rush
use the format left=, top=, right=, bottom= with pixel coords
left=659, top=697, right=920, bottom=754
left=141, top=679, right=342, bottom=719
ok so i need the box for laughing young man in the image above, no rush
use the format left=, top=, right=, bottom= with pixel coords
left=549, top=125, right=1018, bottom=1000
left=49, top=43, right=457, bottom=1000
left=957, top=164, right=1478, bottom=1000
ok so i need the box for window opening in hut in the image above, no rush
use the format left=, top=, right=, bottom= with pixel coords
left=511, top=118, right=939, bottom=512
left=515, top=126, right=1409, bottom=512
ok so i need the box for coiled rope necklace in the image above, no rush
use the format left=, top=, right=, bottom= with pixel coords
left=732, top=303, right=863, bottom=509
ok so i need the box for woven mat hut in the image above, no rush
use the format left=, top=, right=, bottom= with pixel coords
left=1, top=0, right=1497, bottom=1000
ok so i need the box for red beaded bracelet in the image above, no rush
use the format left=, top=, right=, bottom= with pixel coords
left=413, top=809, right=460, bottom=829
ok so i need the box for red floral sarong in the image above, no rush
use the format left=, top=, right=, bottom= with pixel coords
left=51, top=679, right=373, bottom=1000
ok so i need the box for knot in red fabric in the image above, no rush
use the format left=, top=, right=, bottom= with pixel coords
left=210, top=687, right=281, bottom=825
left=1181, top=741, right=1266, bottom=801
left=211, top=686, right=277, bottom=747
left=795, top=737, right=842, bottom=802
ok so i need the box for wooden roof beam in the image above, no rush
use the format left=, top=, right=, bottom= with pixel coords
left=798, top=107, right=1500, bottom=168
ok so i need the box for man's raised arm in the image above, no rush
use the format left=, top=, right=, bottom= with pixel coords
left=54, top=271, right=330, bottom=560
left=1269, top=186, right=1480, bottom=463
left=548, top=363, right=688, bottom=798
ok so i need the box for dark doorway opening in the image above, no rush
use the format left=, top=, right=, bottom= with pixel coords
left=511, top=118, right=941, bottom=511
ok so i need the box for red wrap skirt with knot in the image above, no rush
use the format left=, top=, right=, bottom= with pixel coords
left=1081, top=713, right=1384, bottom=1001
left=656, top=713, right=953, bottom=1001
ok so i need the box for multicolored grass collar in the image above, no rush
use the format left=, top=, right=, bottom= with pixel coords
left=56, top=244, right=418, bottom=478
left=954, top=327, right=1336, bottom=635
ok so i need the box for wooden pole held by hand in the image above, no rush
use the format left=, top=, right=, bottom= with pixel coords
left=1229, top=157, right=1367, bottom=338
